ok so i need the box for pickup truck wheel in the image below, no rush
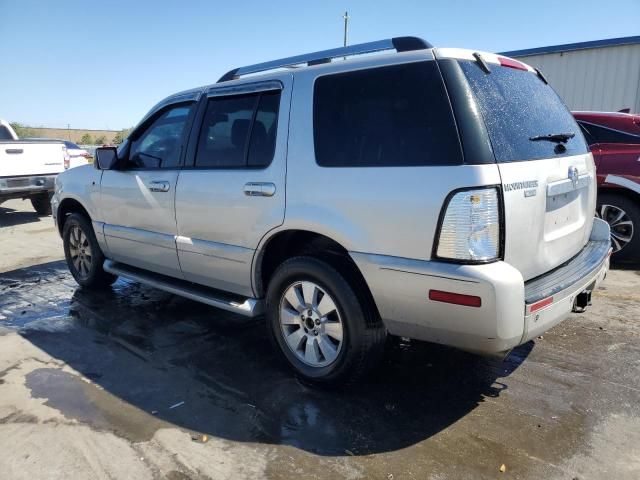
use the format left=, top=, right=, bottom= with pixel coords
left=596, top=193, right=640, bottom=263
left=63, top=213, right=117, bottom=288
left=266, top=256, right=385, bottom=386
left=30, top=192, right=52, bottom=216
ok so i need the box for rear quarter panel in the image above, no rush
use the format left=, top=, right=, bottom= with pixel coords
left=282, top=55, right=501, bottom=260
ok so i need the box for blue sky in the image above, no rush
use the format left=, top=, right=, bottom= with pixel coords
left=1, top=0, right=639, bottom=130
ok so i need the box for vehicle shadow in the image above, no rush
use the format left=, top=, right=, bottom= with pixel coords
left=0, top=205, right=42, bottom=228
left=3, top=260, right=532, bottom=456
left=610, top=260, right=640, bottom=271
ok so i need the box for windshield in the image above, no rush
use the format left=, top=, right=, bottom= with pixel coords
left=459, top=60, right=588, bottom=162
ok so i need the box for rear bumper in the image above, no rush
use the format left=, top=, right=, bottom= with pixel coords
left=0, top=175, right=56, bottom=200
left=351, top=218, right=611, bottom=355
left=521, top=217, right=611, bottom=342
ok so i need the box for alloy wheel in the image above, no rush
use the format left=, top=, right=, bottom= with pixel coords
left=279, top=280, right=344, bottom=367
left=597, top=204, right=634, bottom=253
left=68, top=225, right=93, bottom=278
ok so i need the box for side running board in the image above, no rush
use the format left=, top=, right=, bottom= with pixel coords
left=103, top=260, right=263, bottom=317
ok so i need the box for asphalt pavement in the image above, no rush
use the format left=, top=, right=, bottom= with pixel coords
left=1, top=198, right=639, bottom=479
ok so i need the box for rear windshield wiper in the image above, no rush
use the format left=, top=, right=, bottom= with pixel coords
left=529, top=132, right=575, bottom=143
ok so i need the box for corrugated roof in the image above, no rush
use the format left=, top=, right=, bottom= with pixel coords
left=500, top=35, right=640, bottom=57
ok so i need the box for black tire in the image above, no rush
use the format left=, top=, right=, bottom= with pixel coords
left=63, top=213, right=117, bottom=288
left=597, top=193, right=640, bottom=263
left=266, top=255, right=386, bottom=386
left=30, top=192, right=52, bottom=216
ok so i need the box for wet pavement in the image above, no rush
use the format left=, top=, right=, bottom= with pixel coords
left=0, top=199, right=639, bottom=479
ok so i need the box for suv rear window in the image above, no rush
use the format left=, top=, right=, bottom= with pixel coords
left=459, top=60, right=588, bottom=162
left=313, top=62, right=463, bottom=167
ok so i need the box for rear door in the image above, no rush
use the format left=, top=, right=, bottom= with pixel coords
left=175, top=78, right=291, bottom=297
left=458, top=59, right=595, bottom=280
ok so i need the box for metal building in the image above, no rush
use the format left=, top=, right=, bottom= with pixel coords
left=501, top=36, right=640, bottom=113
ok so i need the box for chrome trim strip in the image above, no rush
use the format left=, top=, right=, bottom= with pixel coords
left=604, top=174, right=640, bottom=195
left=103, top=224, right=176, bottom=250
left=547, top=173, right=591, bottom=196
left=104, top=260, right=262, bottom=317
left=175, top=236, right=251, bottom=263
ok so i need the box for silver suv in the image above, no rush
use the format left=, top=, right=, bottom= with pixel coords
left=52, top=37, right=611, bottom=385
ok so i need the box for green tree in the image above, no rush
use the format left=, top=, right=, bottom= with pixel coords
left=112, top=127, right=132, bottom=145
left=94, top=135, right=107, bottom=145
left=9, top=122, right=37, bottom=139
left=80, top=133, right=93, bottom=145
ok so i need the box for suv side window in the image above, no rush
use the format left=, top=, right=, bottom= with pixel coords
left=578, top=120, right=640, bottom=146
left=313, top=61, right=463, bottom=167
left=127, top=103, right=194, bottom=169
left=578, top=122, right=596, bottom=146
left=194, top=90, right=280, bottom=168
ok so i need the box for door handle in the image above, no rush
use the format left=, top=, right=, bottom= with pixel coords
left=244, top=182, right=276, bottom=197
left=5, top=148, right=23, bottom=154
left=148, top=180, right=171, bottom=192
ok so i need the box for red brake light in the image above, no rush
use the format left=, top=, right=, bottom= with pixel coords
left=429, top=290, right=482, bottom=308
left=498, top=56, right=528, bottom=71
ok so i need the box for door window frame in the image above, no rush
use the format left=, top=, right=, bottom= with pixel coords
left=117, top=98, right=200, bottom=171
left=183, top=80, right=284, bottom=170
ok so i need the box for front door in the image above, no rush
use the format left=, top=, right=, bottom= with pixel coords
left=100, top=101, right=197, bottom=278
left=175, top=78, right=291, bottom=296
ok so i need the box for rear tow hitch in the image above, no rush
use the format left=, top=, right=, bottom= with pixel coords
left=572, top=290, right=592, bottom=313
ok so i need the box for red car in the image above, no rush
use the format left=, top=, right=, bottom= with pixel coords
left=573, top=111, right=640, bottom=262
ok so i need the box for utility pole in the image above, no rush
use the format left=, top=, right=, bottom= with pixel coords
left=343, top=11, right=349, bottom=47
left=67, top=123, right=71, bottom=140
left=343, top=11, right=349, bottom=60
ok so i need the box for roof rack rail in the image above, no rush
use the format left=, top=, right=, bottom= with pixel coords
left=217, top=36, right=433, bottom=83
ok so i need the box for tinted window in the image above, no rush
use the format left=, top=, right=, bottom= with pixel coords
left=313, top=62, right=462, bottom=167
left=64, top=141, right=80, bottom=149
left=248, top=91, right=280, bottom=167
left=0, top=126, right=13, bottom=140
left=578, top=122, right=595, bottom=146
left=195, top=90, right=280, bottom=168
left=577, top=120, right=640, bottom=146
left=459, top=61, right=588, bottom=162
left=128, top=104, right=193, bottom=169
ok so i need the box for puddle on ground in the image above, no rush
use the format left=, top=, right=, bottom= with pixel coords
left=26, top=368, right=169, bottom=442
left=4, top=260, right=586, bottom=461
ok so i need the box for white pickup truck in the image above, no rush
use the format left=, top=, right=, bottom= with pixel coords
left=0, top=119, right=69, bottom=215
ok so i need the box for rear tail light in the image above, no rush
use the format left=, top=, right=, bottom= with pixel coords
left=497, top=56, right=529, bottom=71
left=63, top=146, right=70, bottom=169
left=435, top=187, right=501, bottom=262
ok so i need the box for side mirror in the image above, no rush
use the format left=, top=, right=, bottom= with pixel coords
left=95, top=147, right=118, bottom=170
